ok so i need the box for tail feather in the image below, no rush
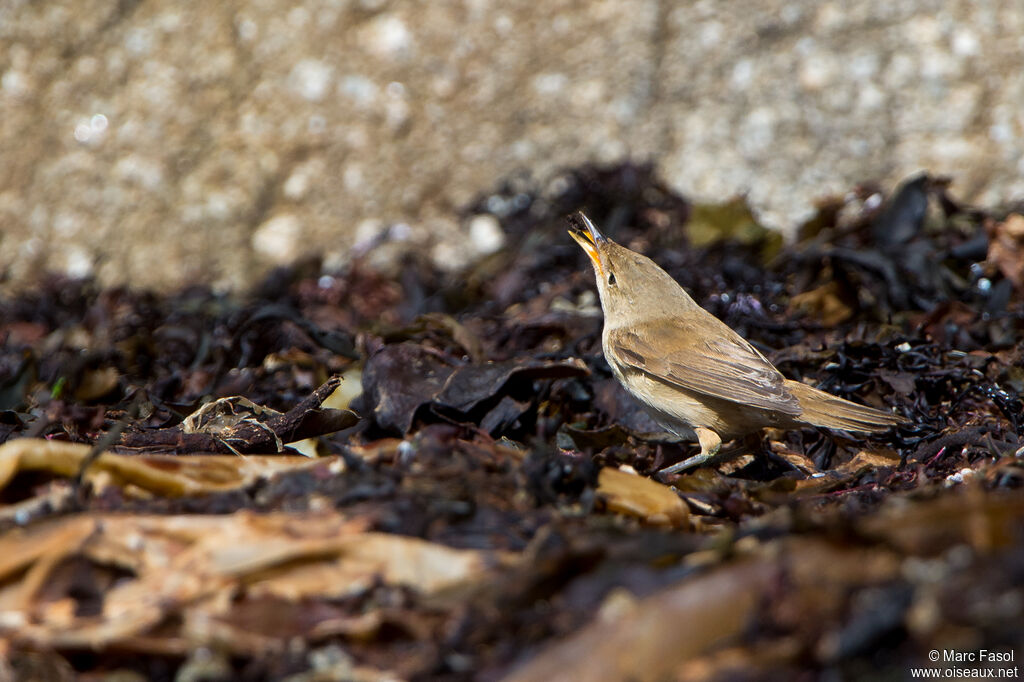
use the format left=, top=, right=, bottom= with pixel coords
left=785, top=380, right=907, bottom=433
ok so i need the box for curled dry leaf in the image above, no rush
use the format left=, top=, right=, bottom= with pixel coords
left=596, top=467, right=688, bottom=526
left=0, top=438, right=322, bottom=499
left=0, top=510, right=511, bottom=653
left=182, top=396, right=283, bottom=433
left=791, top=448, right=901, bottom=496
left=182, top=396, right=285, bottom=454
left=767, top=442, right=819, bottom=474
left=118, top=377, right=359, bottom=454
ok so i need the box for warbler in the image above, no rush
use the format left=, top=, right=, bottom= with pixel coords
left=569, top=212, right=906, bottom=473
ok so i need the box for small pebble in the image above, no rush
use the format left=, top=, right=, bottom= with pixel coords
left=468, top=214, right=506, bottom=255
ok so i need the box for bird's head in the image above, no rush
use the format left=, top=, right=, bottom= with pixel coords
left=569, top=212, right=694, bottom=324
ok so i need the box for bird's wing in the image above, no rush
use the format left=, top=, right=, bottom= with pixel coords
left=607, top=318, right=802, bottom=416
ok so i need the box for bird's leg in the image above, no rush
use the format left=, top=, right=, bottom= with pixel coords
left=659, top=427, right=722, bottom=475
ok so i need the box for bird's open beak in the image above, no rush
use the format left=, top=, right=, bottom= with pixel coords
left=568, top=212, right=605, bottom=274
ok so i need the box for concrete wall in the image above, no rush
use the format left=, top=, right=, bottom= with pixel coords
left=1, top=0, right=1021, bottom=289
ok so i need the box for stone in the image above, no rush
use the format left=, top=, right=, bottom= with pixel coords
left=468, top=214, right=505, bottom=256
left=0, top=0, right=1021, bottom=290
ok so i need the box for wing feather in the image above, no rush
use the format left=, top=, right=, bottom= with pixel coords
left=608, top=319, right=801, bottom=416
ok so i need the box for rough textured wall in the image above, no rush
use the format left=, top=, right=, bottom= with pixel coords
left=1, top=0, right=1022, bottom=290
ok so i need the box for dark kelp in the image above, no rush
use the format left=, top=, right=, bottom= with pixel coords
left=0, top=164, right=1021, bottom=679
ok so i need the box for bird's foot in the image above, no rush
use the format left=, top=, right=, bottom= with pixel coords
left=658, top=427, right=721, bottom=475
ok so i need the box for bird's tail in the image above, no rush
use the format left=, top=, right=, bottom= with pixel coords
left=785, top=380, right=907, bottom=433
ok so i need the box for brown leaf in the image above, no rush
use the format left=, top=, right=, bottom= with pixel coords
left=358, top=342, right=587, bottom=434
left=768, top=442, right=819, bottom=474
left=597, top=467, right=688, bottom=527
left=834, top=448, right=901, bottom=475
left=0, top=510, right=510, bottom=653
left=504, top=560, right=779, bottom=682
left=789, top=449, right=900, bottom=496
left=0, top=439, right=324, bottom=500
left=790, top=280, right=854, bottom=326
left=118, top=377, right=358, bottom=454
left=986, top=213, right=1024, bottom=290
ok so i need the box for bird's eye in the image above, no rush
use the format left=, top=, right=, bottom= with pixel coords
left=607, top=273, right=616, bottom=285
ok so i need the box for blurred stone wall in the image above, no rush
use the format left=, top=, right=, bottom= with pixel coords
left=1, top=0, right=1021, bottom=290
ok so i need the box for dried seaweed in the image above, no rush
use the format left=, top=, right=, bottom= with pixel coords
left=0, top=164, right=1022, bottom=679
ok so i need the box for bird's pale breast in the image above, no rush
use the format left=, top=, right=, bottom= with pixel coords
left=607, top=348, right=784, bottom=441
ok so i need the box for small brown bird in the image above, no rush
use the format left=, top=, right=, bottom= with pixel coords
left=569, top=212, right=906, bottom=473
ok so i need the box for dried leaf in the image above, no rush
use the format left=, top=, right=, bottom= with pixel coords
left=0, top=438, right=324, bottom=499
left=504, top=560, right=778, bottom=682
left=359, top=342, right=587, bottom=433
left=182, top=396, right=285, bottom=453
left=790, top=449, right=900, bottom=496
left=322, top=366, right=364, bottom=411
left=768, top=442, right=819, bottom=474
left=596, top=467, right=688, bottom=526
left=986, top=214, right=1024, bottom=290
left=0, top=510, right=510, bottom=652
left=118, top=377, right=358, bottom=454
left=790, top=281, right=854, bottom=326
left=834, top=448, right=901, bottom=475
left=181, top=396, right=282, bottom=435
left=419, top=312, right=486, bottom=363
